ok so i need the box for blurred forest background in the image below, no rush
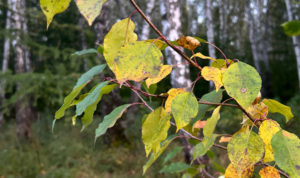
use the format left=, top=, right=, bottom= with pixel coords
left=0, top=0, right=300, bottom=177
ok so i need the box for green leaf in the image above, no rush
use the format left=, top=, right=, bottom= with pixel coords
left=71, top=48, right=98, bottom=56
left=282, top=20, right=300, bottom=37
left=222, top=62, right=262, bottom=109
left=228, top=131, right=264, bottom=175
left=40, top=0, right=71, bottom=29
left=142, top=107, right=171, bottom=157
left=171, top=92, right=198, bottom=131
left=55, top=83, right=87, bottom=119
left=95, top=104, right=131, bottom=142
left=195, top=90, right=223, bottom=123
left=193, top=134, right=217, bottom=159
left=143, top=135, right=176, bottom=174
left=75, top=0, right=107, bottom=26
left=263, top=99, right=294, bottom=122
left=104, top=18, right=137, bottom=68
left=113, top=41, right=163, bottom=83
left=193, top=37, right=207, bottom=43
left=159, top=162, right=190, bottom=173
left=97, top=45, right=104, bottom=54
left=203, top=106, right=221, bottom=138
left=76, top=81, right=109, bottom=116
left=163, top=146, right=183, bottom=164
left=271, top=130, right=300, bottom=178
left=81, top=84, right=116, bottom=130
left=74, top=64, right=106, bottom=88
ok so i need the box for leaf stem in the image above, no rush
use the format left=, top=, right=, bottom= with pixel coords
left=129, top=0, right=202, bottom=71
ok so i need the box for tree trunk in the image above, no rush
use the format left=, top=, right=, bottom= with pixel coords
left=11, top=0, right=32, bottom=139
left=140, top=0, right=155, bottom=40
left=205, top=0, right=217, bottom=90
left=285, top=0, right=300, bottom=89
left=163, top=0, right=193, bottom=163
left=0, top=0, right=12, bottom=127
left=78, top=16, right=88, bottom=71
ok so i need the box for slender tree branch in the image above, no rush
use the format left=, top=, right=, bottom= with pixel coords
left=129, top=0, right=202, bottom=71
left=129, top=85, right=154, bottom=112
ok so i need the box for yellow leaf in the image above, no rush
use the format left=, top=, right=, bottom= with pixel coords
left=246, top=102, right=268, bottom=120
left=191, top=52, right=216, bottom=62
left=75, top=0, right=107, bottom=26
left=103, top=18, right=138, bottom=68
left=259, top=120, right=280, bottom=162
left=259, top=166, right=280, bottom=178
left=201, top=67, right=223, bottom=91
left=146, top=65, right=172, bottom=88
left=177, top=36, right=200, bottom=51
left=40, top=0, right=71, bottom=29
left=219, top=136, right=232, bottom=143
left=145, top=39, right=168, bottom=50
left=225, top=163, right=254, bottom=178
left=263, top=99, right=294, bottom=122
left=164, top=88, right=187, bottom=113
left=113, top=41, right=163, bottom=83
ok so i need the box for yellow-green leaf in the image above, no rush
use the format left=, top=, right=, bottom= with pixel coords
left=225, top=163, right=254, bottom=178
left=259, top=166, right=280, bottom=178
left=191, top=52, right=216, bottom=61
left=228, top=131, right=264, bottom=175
left=103, top=18, right=138, bottom=68
left=263, top=99, right=294, bottom=122
left=203, top=106, right=221, bottom=138
left=165, top=88, right=186, bottom=113
left=75, top=0, right=107, bottom=26
left=159, top=162, right=190, bottom=173
left=95, top=104, right=131, bottom=142
left=113, top=41, right=163, bottom=83
left=271, top=130, right=300, bottom=178
left=171, top=92, right=198, bottom=131
left=201, top=67, right=223, bottom=91
left=211, top=59, right=233, bottom=69
left=145, top=39, right=168, bottom=50
left=143, top=135, right=175, bottom=174
left=222, top=62, right=262, bottom=109
left=40, top=0, right=71, bottom=29
left=142, top=107, right=171, bottom=157
left=146, top=65, right=172, bottom=88
left=258, top=120, right=280, bottom=162
left=193, top=134, right=217, bottom=159
left=74, top=64, right=106, bottom=88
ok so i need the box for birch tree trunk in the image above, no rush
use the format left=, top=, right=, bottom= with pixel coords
left=11, top=0, right=32, bottom=139
left=140, top=0, right=155, bottom=40
left=163, top=0, right=193, bottom=163
left=285, top=0, right=300, bottom=89
left=0, top=0, right=12, bottom=127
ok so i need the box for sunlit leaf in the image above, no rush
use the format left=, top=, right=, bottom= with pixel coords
left=113, top=41, right=163, bottom=83
left=224, top=163, right=254, bottom=178
left=160, top=162, right=190, bottom=173
left=203, top=106, right=221, bottom=138
left=282, top=20, right=300, bottom=37
left=193, top=134, right=217, bottom=159
left=142, top=107, right=171, bottom=157
left=177, top=36, right=200, bottom=51
left=201, top=67, right=223, bottom=91
left=259, top=166, right=280, bottom=178
left=164, top=88, right=186, bottom=113
left=163, top=146, right=183, bottom=164
left=143, top=135, right=176, bottom=174
left=76, top=81, right=109, bottom=116
left=271, top=130, right=300, bottom=177
left=71, top=48, right=98, bottom=56
left=222, top=62, right=262, bottom=109
left=258, top=120, right=280, bottom=162
left=95, top=104, right=131, bottom=142
left=191, top=52, right=216, bottom=62
left=74, top=64, right=106, bottom=88
left=171, top=92, right=198, bottom=131
left=228, top=131, right=264, bottom=175
left=146, top=65, right=172, bottom=88
left=81, top=84, right=116, bottom=130
left=263, top=99, right=294, bottom=122
left=103, top=18, right=138, bottom=68
left=40, top=0, right=71, bottom=29
left=75, top=0, right=107, bottom=26
left=55, top=83, right=87, bottom=119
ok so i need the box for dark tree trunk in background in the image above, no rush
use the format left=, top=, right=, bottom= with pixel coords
left=78, top=16, right=88, bottom=71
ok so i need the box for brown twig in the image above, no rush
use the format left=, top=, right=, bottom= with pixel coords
left=129, top=0, right=202, bottom=71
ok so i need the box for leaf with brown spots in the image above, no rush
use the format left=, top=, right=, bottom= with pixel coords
left=259, top=167, right=280, bottom=178
left=225, top=163, right=254, bottom=178
left=177, top=36, right=200, bottom=51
